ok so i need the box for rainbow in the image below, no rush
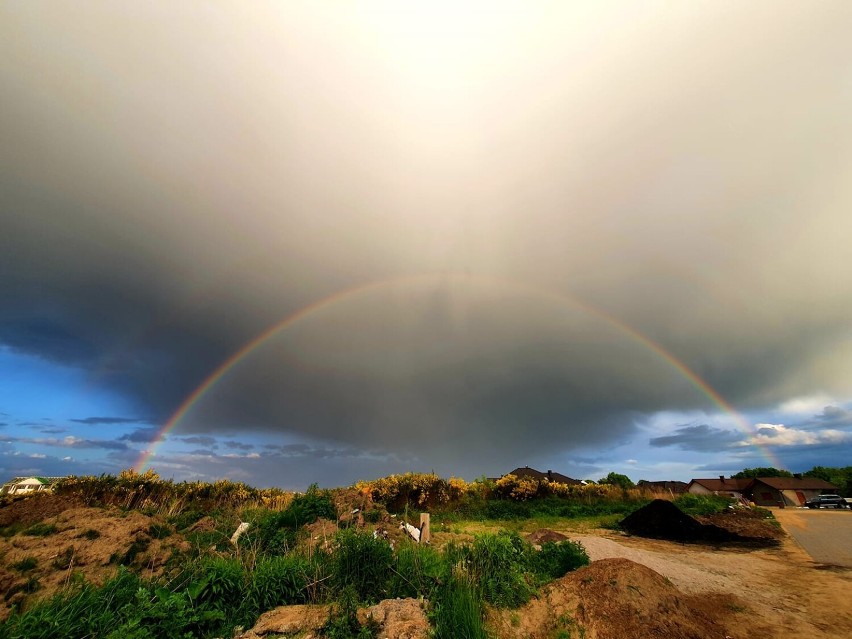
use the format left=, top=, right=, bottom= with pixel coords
left=135, top=273, right=782, bottom=471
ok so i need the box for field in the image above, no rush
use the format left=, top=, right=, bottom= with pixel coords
left=0, top=471, right=850, bottom=638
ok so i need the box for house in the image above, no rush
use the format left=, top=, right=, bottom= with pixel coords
left=504, top=466, right=582, bottom=485
left=637, top=480, right=689, bottom=495
left=0, top=476, right=64, bottom=496
left=746, top=477, right=837, bottom=507
left=686, top=476, right=754, bottom=501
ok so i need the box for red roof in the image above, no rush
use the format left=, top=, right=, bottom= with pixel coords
left=751, top=477, right=837, bottom=491
left=688, top=478, right=753, bottom=492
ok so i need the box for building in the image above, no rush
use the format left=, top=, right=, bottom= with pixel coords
left=686, top=476, right=754, bottom=501
left=504, top=466, right=582, bottom=485
left=0, top=476, right=64, bottom=496
left=747, top=477, right=837, bottom=507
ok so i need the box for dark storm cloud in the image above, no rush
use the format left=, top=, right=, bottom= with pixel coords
left=178, top=436, right=218, bottom=447
left=814, top=406, right=852, bottom=426
left=2, top=3, right=852, bottom=484
left=119, top=427, right=161, bottom=444
left=223, top=441, right=254, bottom=451
left=71, top=417, right=144, bottom=425
left=649, top=424, right=743, bottom=452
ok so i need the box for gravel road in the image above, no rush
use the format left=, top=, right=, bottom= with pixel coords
left=773, top=507, right=852, bottom=567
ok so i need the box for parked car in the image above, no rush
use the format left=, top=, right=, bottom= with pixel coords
left=804, top=494, right=848, bottom=509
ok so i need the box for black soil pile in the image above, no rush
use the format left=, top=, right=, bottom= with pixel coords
left=620, top=499, right=746, bottom=544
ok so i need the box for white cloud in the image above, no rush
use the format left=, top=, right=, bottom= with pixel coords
left=778, top=394, right=834, bottom=416
left=751, top=423, right=851, bottom=447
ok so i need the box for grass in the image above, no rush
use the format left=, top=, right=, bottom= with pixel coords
left=11, top=557, right=38, bottom=573
left=22, top=523, right=58, bottom=537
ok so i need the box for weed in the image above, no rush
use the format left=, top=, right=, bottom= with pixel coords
left=531, top=540, right=590, bottom=581
left=147, top=523, right=172, bottom=539
left=431, top=574, right=488, bottom=639
left=22, top=522, right=58, bottom=537
left=77, top=529, right=100, bottom=540
left=11, top=557, right=38, bottom=572
left=673, top=493, right=734, bottom=516
left=331, top=528, right=393, bottom=602
left=324, top=585, right=378, bottom=639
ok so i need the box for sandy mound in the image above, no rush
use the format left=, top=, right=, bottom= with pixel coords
left=0, top=506, right=188, bottom=618
left=489, top=558, right=741, bottom=639
left=526, top=529, right=569, bottom=545
left=239, top=598, right=429, bottom=639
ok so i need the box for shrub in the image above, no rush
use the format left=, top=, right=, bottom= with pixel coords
left=531, top=540, right=590, bottom=581
left=248, top=555, right=310, bottom=611
left=463, top=531, right=535, bottom=608
left=388, top=543, right=446, bottom=599
left=331, top=528, right=393, bottom=602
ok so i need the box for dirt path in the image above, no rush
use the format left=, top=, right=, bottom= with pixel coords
left=773, top=508, right=852, bottom=568
left=564, top=529, right=852, bottom=638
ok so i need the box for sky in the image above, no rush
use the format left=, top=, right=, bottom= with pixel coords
left=2, top=1, right=852, bottom=490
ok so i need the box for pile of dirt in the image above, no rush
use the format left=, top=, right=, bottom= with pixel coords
left=302, top=518, right=338, bottom=552
left=696, top=509, right=783, bottom=544
left=0, top=494, right=82, bottom=528
left=332, top=488, right=377, bottom=527
left=239, top=598, right=429, bottom=639
left=526, top=529, right=569, bottom=545
left=620, top=499, right=749, bottom=544
left=489, top=558, right=743, bottom=639
left=0, top=506, right=188, bottom=619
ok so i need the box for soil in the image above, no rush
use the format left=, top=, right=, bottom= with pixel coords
left=0, top=505, right=188, bottom=619
left=620, top=499, right=779, bottom=545
left=239, top=598, right=429, bottom=639
left=489, top=557, right=742, bottom=639
left=526, top=529, right=569, bottom=545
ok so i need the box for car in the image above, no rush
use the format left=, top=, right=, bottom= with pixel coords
left=804, top=494, right=848, bottom=509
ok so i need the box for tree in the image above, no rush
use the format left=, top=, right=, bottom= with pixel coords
left=732, top=467, right=792, bottom=479
left=598, top=472, right=634, bottom=489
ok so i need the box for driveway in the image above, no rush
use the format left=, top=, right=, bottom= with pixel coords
left=774, top=508, right=852, bottom=568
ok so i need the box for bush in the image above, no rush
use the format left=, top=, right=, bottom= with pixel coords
left=331, top=529, right=393, bottom=602
left=252, top=484, right=336, bottom=554
left=462, top=532, right=535, bottom=608
left=531, top=540, right=590, bottom=581
left=388, top=543, right=446, bottom=599
left=248, top=555, right=310, bottom=611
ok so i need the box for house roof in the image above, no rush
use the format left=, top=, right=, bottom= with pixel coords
left=687, top=478, right=754, bottom=492
left=506, top=467, right=581, bottom=485
left=751, top=477, right=837, bottom=491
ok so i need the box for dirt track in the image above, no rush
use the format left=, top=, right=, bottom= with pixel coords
left=773, top=508, right=852, bottom=568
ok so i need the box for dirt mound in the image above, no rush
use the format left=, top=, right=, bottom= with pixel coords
left=0, top=506, right=188, bottom=619
left=526, top=529, right=569, bottom=545
left=696, top=509, right=783, bottom=544
left=489, top=558, right=742, bottom=639
left=620, top=499, right=745, bottom=543
left=0, top=494, right=82, bottom=528
left=303, top=518, right=338, bottom=552
left=239, top=598, right=429, bottom=639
